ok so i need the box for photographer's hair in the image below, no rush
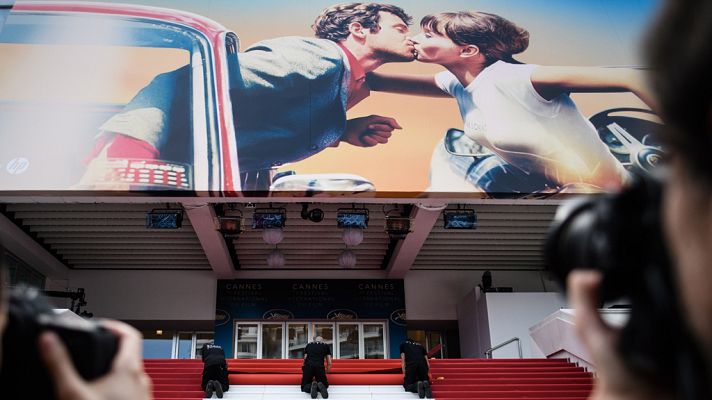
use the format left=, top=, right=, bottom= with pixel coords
left=313, top=2, right=412, bottom=42
left=421, top=11, right=529, bottom=65
left=0, top=240, right=6, bottom=298
left=646, top=0, right=712, bottom=185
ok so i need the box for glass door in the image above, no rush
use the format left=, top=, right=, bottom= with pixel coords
left=175, top=332, right=193, bottom=359
left=232, top=321, right=386, bottom=359
left=235, top=323, right=258, bottom=359
left=426, top=331, right=444, bottom=358
left=313, top=323, right=335, bottom=356
left=363, top=323, right=385, bottom=359
left=287, top=323, right=309, bottom=359
left=195, top=332, right=214, bottom=359
left=261, top=323, right=284, bottom=359
left=337, top=323, right=360, bottom=359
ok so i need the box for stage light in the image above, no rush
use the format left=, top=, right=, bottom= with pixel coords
left=301, top=203, right=324, bottom=223
left=146, top=209, right=182, bottom=229
left=385, top=216, right=411, bottom=240
left=252, top=208, right=286, bottom=229
left=336, top=208, right=369, bottom=229
left=443, top=209, right=477, bottom=229
left=218, top=216, right=242, bottom=237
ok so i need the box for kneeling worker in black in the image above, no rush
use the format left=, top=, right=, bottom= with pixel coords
left=301, top=336, right=332, bottom=399
left=400, top=338, right=433, bottom=399
left=201, top=342, right=229, bottom=399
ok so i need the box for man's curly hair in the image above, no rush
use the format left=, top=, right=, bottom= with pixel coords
left=313, top=3, right=412, bottom=42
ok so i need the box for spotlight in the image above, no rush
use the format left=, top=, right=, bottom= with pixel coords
left=443, top=208, right=477, bottom=229
left=252, top=208, right=286, bottom=229
left=336, top=208, right=369, bottom=229
left=385, top=216, right=411, bottom=240
left=218, top=216, right=242, bottom=237
left=146, top=208, right=183, bottom=229
left=300, top=203, right=324, bottom=223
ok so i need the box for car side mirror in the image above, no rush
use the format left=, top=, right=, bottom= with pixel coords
left=443, top=128, right=493, bottom=157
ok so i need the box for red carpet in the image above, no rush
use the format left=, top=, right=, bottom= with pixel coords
left=144, top=358, right=594, bottom=399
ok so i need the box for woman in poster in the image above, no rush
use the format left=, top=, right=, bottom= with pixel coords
left=368, top=11, right=656, bottom=196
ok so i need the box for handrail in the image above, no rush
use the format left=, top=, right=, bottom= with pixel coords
left=484, top=337, right=522, bottom=359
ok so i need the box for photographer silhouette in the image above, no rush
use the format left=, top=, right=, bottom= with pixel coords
left=563, top=1, right=712, bottom=399
left=0, top=243, right=152, bottom=400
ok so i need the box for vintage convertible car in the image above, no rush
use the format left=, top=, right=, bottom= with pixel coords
left=0, top=1, right=243, bottom=194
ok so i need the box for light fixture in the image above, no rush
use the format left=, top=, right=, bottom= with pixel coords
left=252, top=207, right=286, bottom=229
left=216, top=204, right=242, bottom=238
left=338, top=249, right=357, bottom=268
left=336, top=208, right=369, bottom=229
left=146, top=207, right=183, bottom=229
left=383, top=205, right=411, bottom=240
left=443, top=208, right=477, bottom=229
left=262, top=227, right=284, bottom=245
left=385, top=216, right=411, bottom=240
left=267, top=249, right=285, bottom=268
left=218, top=216, right=242, bottom=237
left=301, top=203, right=324, bottom=223
left=342, top=227, right=363, bottom=247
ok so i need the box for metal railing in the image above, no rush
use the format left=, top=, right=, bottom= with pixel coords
left=484, top=337, right=522, bottom=358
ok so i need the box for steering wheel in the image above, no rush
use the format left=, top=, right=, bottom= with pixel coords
left=589, top=107, right=664, bottom=173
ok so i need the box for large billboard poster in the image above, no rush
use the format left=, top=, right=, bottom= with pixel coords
left=0, top=0, right=662, bottom=198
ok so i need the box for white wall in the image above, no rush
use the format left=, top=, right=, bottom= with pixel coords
left=52, top=269, right=561, bottom=328
left=64, top=270, right=217, bottom=321
left=404, top=270, right=559, bottom=320
left=484, top=292, right=568, bottom=358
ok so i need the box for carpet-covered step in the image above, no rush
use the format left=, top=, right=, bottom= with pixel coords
left=229, top=373, right=403, bottom=385
left=430, top=359, right=571, bottom=365
left=433, top=383, right=593, bottom=391
left=433, top=391, right=590, bottom=398
left=431, top=366, right=585, bottom=373
left=430, top=362, right=580, bottom=368
left=430, top=372, right=591, bottom=379
left=430, top=377, right=593, bottom=384
left=152, top=390, right=205, bottom=398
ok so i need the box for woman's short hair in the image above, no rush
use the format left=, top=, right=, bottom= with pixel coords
left=421, top=11, right=529, bottom=63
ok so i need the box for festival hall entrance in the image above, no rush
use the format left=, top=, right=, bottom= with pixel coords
left=234, top=321, right=387, bottom=359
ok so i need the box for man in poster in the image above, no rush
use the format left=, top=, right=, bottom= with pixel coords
left=79, top=2, right=417, bottom=190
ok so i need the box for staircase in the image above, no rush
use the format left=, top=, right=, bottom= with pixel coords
left=429, top=358, right=593, bottom=399
left=145, top=358, right=593, bottom=400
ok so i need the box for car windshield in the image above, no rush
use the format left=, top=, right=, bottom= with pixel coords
left=0, top=12, right=198, bottom=190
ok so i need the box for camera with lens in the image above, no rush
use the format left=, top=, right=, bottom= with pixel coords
left=0, top=286, right=118, bottom=399
left=545, top=173, right=708, bottom=398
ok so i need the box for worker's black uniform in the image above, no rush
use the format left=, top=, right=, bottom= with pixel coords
left=201, top=343, right=229, bottom=393
left=301, top=341, right=332, bottom=393
left=400, top=339, right=430, bottom=393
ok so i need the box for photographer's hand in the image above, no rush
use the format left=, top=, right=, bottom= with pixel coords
left=568, top=270, right=669, bottom=400
left=39, top=320, right=153, bottom=400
